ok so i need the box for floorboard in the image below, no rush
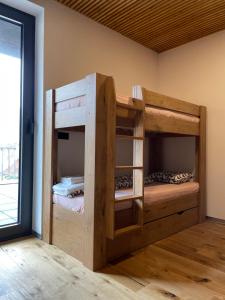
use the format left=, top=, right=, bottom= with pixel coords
left=1, top=221, right=225, bottom=299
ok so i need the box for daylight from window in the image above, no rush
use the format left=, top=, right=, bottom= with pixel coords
left=0, top=52, right=21, bottom=225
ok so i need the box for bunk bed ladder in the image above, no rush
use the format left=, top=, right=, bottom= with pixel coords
left=114, top=98, right=145, bottom=238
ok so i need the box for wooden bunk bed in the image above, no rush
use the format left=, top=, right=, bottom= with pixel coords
left=43, top=73, right=206, bottom=271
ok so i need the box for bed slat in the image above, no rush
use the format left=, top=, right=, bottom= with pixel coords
left=55, top=106, right=86, bottom=129
left=55, top=78, right=86, bottom=103
left=115, top=224, right=142, bottom=237
left=116, top=102, right=200, bottom=136
left=145, top=111, right=200, bottom=135
left=198, top=106, right=207, bottom=222
left=115, top=195, right=143, bottom=203
left=141, top=88, right=200, bottom=116
left=43, top=89, right=55, bottom=243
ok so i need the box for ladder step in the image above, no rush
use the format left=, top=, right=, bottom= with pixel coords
left=115, top=165, right=143, bottom=170
left=115, top=224, right=142, bottom=237
left=117, top=135, right=144, bottom=140
left=116, top=102, right=143, bottom=111
left=116, top=126, right=133, bottom=130
left=115, top=194, right=143, bottom=203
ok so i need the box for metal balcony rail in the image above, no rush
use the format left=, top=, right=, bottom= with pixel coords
left=0, top=146, right=18, bottom=181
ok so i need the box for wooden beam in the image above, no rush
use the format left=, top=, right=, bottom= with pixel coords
left=55, top=78, right=86, bottom=102
left=83, top=73, right=108, bottom=270
left=198, top=106, right=207, bottom=222
left=42, top=89, right=56, bottom=243
left=105, top=77, right=116, bottom=240
left=142, top=88, right=200, bottom=116
left=55, top=106, right=86, bottom=129
left=145, top=110, right=200, bottom=136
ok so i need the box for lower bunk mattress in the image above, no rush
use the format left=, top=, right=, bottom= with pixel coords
left=53, top=182, right=199, bottom=223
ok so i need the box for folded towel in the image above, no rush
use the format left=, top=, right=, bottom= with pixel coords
left=61, top=176, right=84, bottom=185
left=53, top=182, right=84, bottom=196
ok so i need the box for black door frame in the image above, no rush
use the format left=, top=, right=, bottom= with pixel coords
left=0, top=3, right=35, bottom=241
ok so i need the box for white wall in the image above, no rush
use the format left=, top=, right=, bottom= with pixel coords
left=161, top=137, right=196, bottom=173
left=58, top=133, right=150, bottom=178
left=33, top=0, right=158, bottom=94
left=157, top=30, right=225, bottom=220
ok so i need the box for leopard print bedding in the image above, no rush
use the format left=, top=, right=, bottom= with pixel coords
left=60, top=172, right=194, bottom=198
left=151, top=171, right=194, bottom=184
left=115, top=171, right=193, bottom=190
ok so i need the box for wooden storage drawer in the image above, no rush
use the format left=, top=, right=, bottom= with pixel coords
left=144, top=193, right=198, bottom=223
left=107, top=207, right=198, bottom=261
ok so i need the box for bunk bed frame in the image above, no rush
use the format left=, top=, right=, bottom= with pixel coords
left=43, top=73, right=206, bottom=271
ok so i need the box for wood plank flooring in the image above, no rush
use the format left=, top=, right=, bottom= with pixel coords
left=1, top=221, right=225, bottom=299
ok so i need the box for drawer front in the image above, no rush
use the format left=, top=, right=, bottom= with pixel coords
left=107, top=207, right=198, bottom=261
left=144, top=193, right=198, bottom=223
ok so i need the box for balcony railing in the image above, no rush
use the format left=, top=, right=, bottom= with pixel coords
left=0, top=146, right=18, bottom=182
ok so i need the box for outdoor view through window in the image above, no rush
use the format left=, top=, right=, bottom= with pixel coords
left=0, top=18, right=21, bottom=226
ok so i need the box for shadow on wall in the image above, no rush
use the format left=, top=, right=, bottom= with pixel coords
left=57, top=132, right=196, bottom=179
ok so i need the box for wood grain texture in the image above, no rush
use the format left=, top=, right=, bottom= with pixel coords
left=55, top=78, right=86, bottom=102
left=198, top=106, right=207, bottom=222
left=143, top=89, right=200, bottom=116
left=105, top=77, right=116, bottom=239
left=42, top=90, right=56, bottom=243
left=48, top=73, right=113, bottom=271
left=52, top=204, right=84, bottom=262
left=116, top=109, right=200, bottom=136
left=144, top=192, right=199, bottom=223
left=0, top=237, right=138, bottom=299
left=117, top=87, right=200, bottom=135
left=144, top=110, right=200, bottom=135
left=55, top=106, right=86, bottom=128
left=107, top=207, right=198, bottom=261
left=3, top=221, right=225, bottom=299
left=56, top=0, right=225, bottom=52
left=84, top=73, right=109, bottom=270
left=145, top=109, right=199, bottom=136
left=107, top=222, right=225, bottom=299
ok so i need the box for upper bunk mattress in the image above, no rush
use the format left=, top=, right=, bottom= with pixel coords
left=53, top=182, right=199, bottom=214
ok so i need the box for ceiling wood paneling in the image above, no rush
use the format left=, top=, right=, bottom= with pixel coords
left=56, top=0, right=225, bottom=52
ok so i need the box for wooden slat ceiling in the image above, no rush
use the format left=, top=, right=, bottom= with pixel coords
left=56, top=0, right=225, bottom=52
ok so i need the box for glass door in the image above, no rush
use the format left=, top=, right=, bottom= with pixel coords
left=0, top=3, right=35, bottom=240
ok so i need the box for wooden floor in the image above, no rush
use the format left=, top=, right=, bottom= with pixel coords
left=1, top=221, right=225, bottom=299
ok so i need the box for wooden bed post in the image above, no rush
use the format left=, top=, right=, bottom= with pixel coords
left=198, top=106, right=206, bottom=223
left=43, top=89, right=57, bottom=243
left=105, top=77, right=116, bottom=240
left=83, top=73, right=110, bottom=270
